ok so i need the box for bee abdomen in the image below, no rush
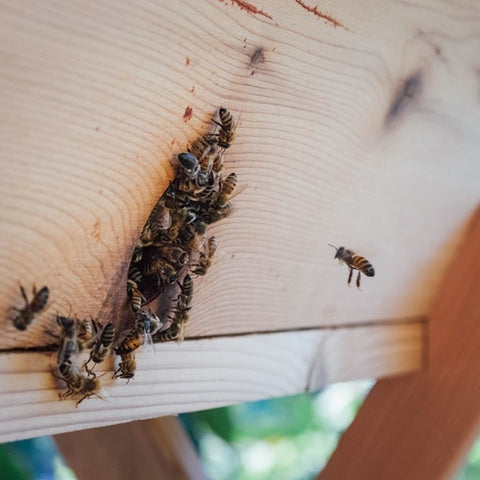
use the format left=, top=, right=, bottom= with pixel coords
left=352, top=256, right=375, bottom=277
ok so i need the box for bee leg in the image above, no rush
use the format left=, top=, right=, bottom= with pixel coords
left=19, top=285, right=29, bottom=304
left=356, top=271, right=362, bottom=290
left=347, top=268, right=353, bottom=286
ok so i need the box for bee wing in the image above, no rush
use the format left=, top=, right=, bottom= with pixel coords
left=143, top=331, right=156, bottom=356
left=157, top=210, right=172, bottom=230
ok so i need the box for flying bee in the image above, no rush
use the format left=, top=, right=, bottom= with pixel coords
left=56, top=360, right=101, bottom=406
left=113, top=353, right=136, bottom=381
left=127, top=279, right=145, bottom=312
left=328, top=244, right=375, bottom=289
left=85, top=322, right=115, bottom=371
left=9, top=284, right=49, bottom=330
left=191, top=237, right=218, bottom=276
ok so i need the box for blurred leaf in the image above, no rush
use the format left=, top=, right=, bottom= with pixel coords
left=0, top=445, right=32, bottom=480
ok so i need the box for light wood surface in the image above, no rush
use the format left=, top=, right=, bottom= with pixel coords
left=55, top=417, right=208, bottom=480
left=0, top=321, right=423, bottom=443
left=318, top=206, right=480, bottom=480
left=0, top=0, right=478, bottom=443
left=0, top=0, right=479, bottom=349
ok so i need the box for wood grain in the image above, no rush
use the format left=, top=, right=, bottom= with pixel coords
left=0, top=321, right=423, bottom=443
left=55, top=417, right=208, bottom=480
left=318, top=206, right=480, bottom=480
left=0, top=1, right=479, bottom=349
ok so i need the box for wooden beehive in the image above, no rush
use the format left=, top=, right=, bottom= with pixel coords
left=0, top=0, right=478, bottom=442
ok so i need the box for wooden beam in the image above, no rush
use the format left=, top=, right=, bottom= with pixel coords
left=0, top=321, right=423, bottom=443
left=0, top=1, right=479, bottom=349
left=55, top=417, right=207, bottom=480
left=318, top=206, right=480, bottom=480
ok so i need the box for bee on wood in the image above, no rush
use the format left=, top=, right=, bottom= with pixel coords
left=113, top=353, right=137, bottom=381
left=191, top=237, right=218, bottom=276
left=9, top=285, right=49, bottom=330
left=56, top=315, right=78, bottom=364
left=158, top=274, right=193, bottom=342
left=56, top=360, right=101, bottom=406
left=155, top=322, right=181, bottom=342
left=216, top=172, right=237, bottom=206
left=128, top=266, right=143, bottom=285
left=127, top=279, right=145, bottom=312
left=115, top=327, right=144, bottom=356
left=329, top=244, right=375, bottom=289
left=199, top=107, right=237, bottom=171
left=85, top=322, right=115, bottom=371
left=139, top=310, right=163, bottom=337
left=215, top=107, right=237, bottom=150
left=137, top=310, right=162, bottom=353
left=141, top=254, right=179, bottom=286
left=147, top=201, right=172, bottom=233
left=77, top=318, right=94, bottom=352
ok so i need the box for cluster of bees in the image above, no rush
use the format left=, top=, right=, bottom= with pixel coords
left=7, top=107, right=240, bottom=403
left=121, top=107, right=239, bottom=378
left=8, top=285, right=114, bottom=404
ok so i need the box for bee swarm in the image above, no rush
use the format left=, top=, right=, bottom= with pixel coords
left=8, top=107, right=239, bottom=404
left=118, top=107, right=239, bottom=379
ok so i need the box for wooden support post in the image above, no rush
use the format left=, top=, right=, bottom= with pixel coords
left=55, top=417, right=207, bottom=480
left=319, top=206, right=480, bottom=480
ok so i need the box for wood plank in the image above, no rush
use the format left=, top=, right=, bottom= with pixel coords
left=0, top=1, right=479, bottom=349
left=0, top=321, right=424, bottom=443
left=55, top=417, right=207, bottom=480
left=318, top=206, right=480, bottom=480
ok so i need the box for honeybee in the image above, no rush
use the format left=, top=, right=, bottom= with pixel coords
left=56, top=360, right=101, bottom=406
left=215, top=107, right=237, bottom=150
left=155, top=274, right=193, bottom=343
left=115, top=327, right=144, bottom=356
left=216, top=172, right=237, bottom=206
left=147, top=201, right=172, bottom=233
left=77, top=319, right=94, bottom=351
left=127, top=279, right=145, bottom=312
left=177, top=152, right=202, bottom=177
left=85, top=322, right=115, bottom=370
left=56, top=315, right=78, bottom=364
left=142, top=254, right=178, bottom=286
left=329, top=244, right=375, bottom=289
left=128, top=266, right=143, bottom=285
left=10, top=284, right=49, bottom=330
left=191, top=237, right=218, bottom=276
left=139, top=310, right=163, bottom=336
left=155, top=322, right=180, bottom=342
left=138, top=310, right=162, bottom=353
left=199, top=107, right=237, bottom=171
left=113, top=353, right=136, bottom=381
